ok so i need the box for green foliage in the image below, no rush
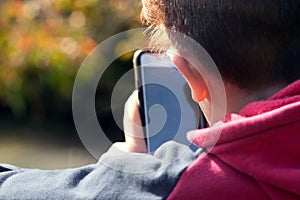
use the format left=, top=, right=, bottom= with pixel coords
left=0, top=0, right=141, bottom=121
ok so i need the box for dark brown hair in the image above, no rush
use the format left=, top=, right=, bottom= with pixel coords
left=141, top=0, right=300, bottom=90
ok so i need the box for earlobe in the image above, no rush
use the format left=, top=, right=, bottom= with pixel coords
left=169, top=54, right=208, bottom=102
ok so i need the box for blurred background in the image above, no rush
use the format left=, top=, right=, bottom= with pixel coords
left=0, top=0, right=141, bottom=169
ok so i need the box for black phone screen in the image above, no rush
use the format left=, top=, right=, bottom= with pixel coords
left=134, top=51, right=203, bottom=153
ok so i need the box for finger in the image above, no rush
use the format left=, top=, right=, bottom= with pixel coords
left=123, top=90, right=145, bottom=139
left=121, top=90, right=147, bottom=153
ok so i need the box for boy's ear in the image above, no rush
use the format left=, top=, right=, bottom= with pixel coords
left=170, top=54, right=208, bottom=102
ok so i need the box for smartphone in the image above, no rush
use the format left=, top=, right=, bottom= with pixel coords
left=133, top=50, right=205, bottom=154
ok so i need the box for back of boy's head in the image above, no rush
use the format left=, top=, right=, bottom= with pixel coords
left=141, top=0, right=300, bottom=91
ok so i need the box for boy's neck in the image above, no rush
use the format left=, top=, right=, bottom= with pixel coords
left=200, top=82, right=285, bottom=126
left=225, top=83, right=285, bottom=114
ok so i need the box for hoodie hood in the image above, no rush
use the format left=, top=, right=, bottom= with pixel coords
left=185, top=80, right=300, bottom=199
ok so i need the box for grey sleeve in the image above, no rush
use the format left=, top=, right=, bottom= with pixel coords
left=0, top=141, right=203, bottom=200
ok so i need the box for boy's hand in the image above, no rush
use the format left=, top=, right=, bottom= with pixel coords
left=114, top=90, right=147, bottom=153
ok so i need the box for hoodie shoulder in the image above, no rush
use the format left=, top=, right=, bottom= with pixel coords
left=0, top=141, right=202, bottom=200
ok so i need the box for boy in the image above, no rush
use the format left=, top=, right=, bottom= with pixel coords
left=1, top=0, right=299, bottom=199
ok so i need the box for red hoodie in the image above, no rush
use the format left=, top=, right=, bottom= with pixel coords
left=168, top=80, right=300, bottom=200
left=0, top=81, right=299, bottom=199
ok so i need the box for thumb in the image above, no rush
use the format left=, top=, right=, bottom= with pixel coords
left=123, top=90, right=144, bottom=139
left=121, top=90, right=147, bottom=153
